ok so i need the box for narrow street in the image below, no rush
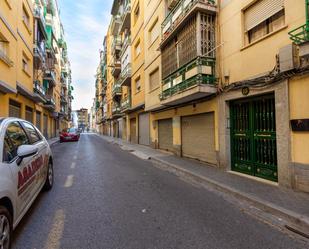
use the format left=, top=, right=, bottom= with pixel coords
left=10, top=134, right=307, bottom=249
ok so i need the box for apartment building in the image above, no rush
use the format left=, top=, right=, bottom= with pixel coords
left=94, top=0, right=309, bottom=192
left=0, top=0, right=73, bottom=138
left=76, top=108, right=89, bottom=130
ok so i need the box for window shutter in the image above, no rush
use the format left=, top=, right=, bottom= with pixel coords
left=244, top=0, right=284, bottom=31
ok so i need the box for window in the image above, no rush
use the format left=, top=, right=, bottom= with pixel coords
left=135, top=40, right=141, bottom=58
left=149, top=19, right=160, bottom=45
left=0, top=33, right=9, bottom=58
left=22, top=122, right=41, bottom=144
left=22, top=53, right=30, bottom=75
left=22, top=5, right=30, bottom=29
left=135, top=77, right=141, bottom=93
left=134, top=2, right=140, bottom=24
left=3, top=122, right=30, bottom=162
left=149, top=68, right=159, bottom=91
left=244, top=0, right=285, bottom=45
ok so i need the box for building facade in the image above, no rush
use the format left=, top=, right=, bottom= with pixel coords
left=0, top=0, right=73, bottom=138
left=94, top=0, right=309, bottom=193
left=76, top=108, right=89, bottom=131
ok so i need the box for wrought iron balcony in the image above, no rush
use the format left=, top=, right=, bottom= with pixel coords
left=112, top=82, right=122, bottom=98
left=44, top=95, right=56, bottom=110
left=44, top=70, right=56, bottom=86
left=33, top=4, right=47, bottom=38
left=159, top=56, right=216, bottom=105
left=112, top=104, right=121, bottom=116
left=167, top=0, right=181, bottom=10
left=121, top=95, right=131, bottom=112
left=111, top=15, right=121, bottom=35
left=112, top=36, right=122, bottom=55
left=289, top=23, right=309, bottom=45
left=111, top=57, right=121, bottom=77
left=161, top=0, right=216, bottom=44
left=33, top=80, right=46, bottom=97
left=120, top=0, right=131, bottom=33
left=121, top=35, right=131, bottom=57
left=120, top=63, right=131, bottom=86
left=33, top=40, right=46, bottom=63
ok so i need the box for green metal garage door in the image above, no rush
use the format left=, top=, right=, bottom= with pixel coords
left=230, top=94, right=278, bottom=182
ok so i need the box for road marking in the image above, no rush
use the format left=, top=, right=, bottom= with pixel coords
left=70, top=162, right=76, bottom=169
left=73, top=155, right=77, bottom=160
left=64, top=175, right=74, bottom=188
left=44, top=209, right=65, bottom=249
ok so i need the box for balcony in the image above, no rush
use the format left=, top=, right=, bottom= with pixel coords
left=120, top=35, right=131, bottom=57
left=167, top=0, right=181, bottom=10
left=120, top=0, right=131, bottom=33
left=111, top=15, right=121, bottom=35
left=44, top=70, right=56, bottom=86
left=161, top=0, right=216, bottom=45
left=111, top=57, right=121, bottom=77
left=44, top=95, right=56, bottom=111
left=120, top=63, right=131, bottom=86
left=112, top=104, right=122, bottom=116
left=289, top=23, right=309, bottom=45
left=33, top=80, right=46, bottom=97
left=33, top=4, right=47, bottom=38
left=112, top=36, right=122, bottom=55
left=33, top=40, right=46, bottom=63
left=112, top=82, right=122, bottom=98
left=159, top=56, right=217, bottom=106
left=121, top=95, right=131, bottom=112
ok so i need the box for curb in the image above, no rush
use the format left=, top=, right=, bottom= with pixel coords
left=150, top=156, right=309, bottom=236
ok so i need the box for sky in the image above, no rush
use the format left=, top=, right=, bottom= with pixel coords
left=58, top=0, right=112, bottom=111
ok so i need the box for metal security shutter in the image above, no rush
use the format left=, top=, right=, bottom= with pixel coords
left=25, top=106, right=33, bottom=123
left=43, top=114, right=48, bottom=138
left=123, top=118, right=127, bottom=140
left=130, top=118, right=137, bottom=143
left=138, top=113, right=150, bottom=146
left=158, top=119, right=173, bottom=151
left=244, top=0, right=284, bottom=31
left=9, top=100, right=21, bottom=118
left=182, top=113, right=216, bottom=164
left=36, top=111, right=41, bottom=131
left=118, top=118, right=123, bottom=138
left=53, top=119, right=56, bottom=137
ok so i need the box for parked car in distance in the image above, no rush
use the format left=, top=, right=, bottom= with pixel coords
left=60, top=127, right=80, bottom=143
left=0, top=117, right=54, bottom=249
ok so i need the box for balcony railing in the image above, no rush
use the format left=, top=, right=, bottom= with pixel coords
left=111, top=15, right=121, bottom=35
left=33, top=80, right=46, bottom=96
left=45, top=96, right=56, bottom=106
left=289, top=23, right=309, bottom=45
left=112, top=82, right=122, bottom=96
left=121, top=36, right=131, bottom=56
left=120, top=63, right=131, bottom=86
left=112, top=105, right=121, bottom=115
left=33, top=4, right=47, bottom=36
left=161, top=0, right=216, bottom=42
left=121, top=96, right=131, bottom=111
left=33, top=40, right=46, bottom=62
left=111, top=57, right=121, bottom=77
left=120, top=0, right=131, bottom=32
left=159, top=56, right=216, bottom=101
left=112, top=36, right=122, bottom=54
left=44, top=70, right=56, bottom=86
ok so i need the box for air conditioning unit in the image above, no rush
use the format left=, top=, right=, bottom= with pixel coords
left=279, top=43, right=299, bottom=72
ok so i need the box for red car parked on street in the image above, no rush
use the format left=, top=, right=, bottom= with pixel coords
left=60, top=128, right=80, bottom=143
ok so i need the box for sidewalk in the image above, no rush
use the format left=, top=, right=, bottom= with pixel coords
left=47, top=136, right=59, bottom=146
left=97, top=134, right=309, bottom=236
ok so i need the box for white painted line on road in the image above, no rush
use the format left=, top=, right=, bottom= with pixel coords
left=64, top=175, right=74, bottom=188
left=73, top=155, right=77, bottom=160
left=44, top=209, right=65, bottom=249
left=70, top=162, right=76, bottom=169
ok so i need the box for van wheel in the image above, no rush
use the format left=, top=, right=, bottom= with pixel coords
left=0, top=206, right=12, bottom=249
left=43, top=161, right=54, bottom=191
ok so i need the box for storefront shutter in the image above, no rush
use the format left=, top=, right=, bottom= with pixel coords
left=244, top=0, right=284, bottom=31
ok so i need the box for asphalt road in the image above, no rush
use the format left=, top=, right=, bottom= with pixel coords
left=12, top=134, right=308, bottom=249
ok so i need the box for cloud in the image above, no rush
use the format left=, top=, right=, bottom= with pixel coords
left=59, top=0, right=112, bottom=110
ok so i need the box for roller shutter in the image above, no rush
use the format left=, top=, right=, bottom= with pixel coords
left=9, top=100, right=21, bottom=118
left=158, top=118, right=173, bottom=152
left=130, top=118, right=137, bottom=143
left=138, top=113, right=150, bottom=146
left=25, top=106, right=33, bottom=123
left=182, top=113, right=216, bottom=164
left=118, top=118, right=123, bottom=138
left=43, top=114, right=48, bottom=138
left=36, top=111, right=41, bottom=131
left=244, top=0, right=284, bottom=31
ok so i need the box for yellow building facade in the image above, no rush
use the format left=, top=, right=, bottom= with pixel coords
left=95, top=0, right=309, bottom=192
left=0, top=0, right=73, bottom=139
